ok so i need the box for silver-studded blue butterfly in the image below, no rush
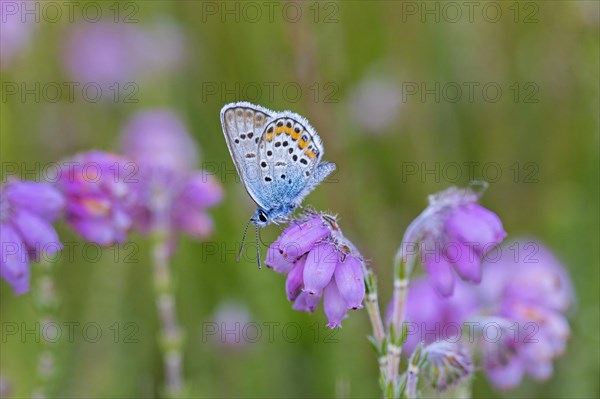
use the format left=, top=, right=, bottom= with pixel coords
left=220, top=102, right=336, bottom=227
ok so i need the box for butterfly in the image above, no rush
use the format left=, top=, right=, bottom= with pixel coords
left=220, top=102, right=336, bottom=266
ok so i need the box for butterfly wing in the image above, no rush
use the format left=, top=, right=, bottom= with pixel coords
left=295, top=161, right=336, bottom=206
left=220, top=102, right=275, bottom=207
left=256, top=110, right=335, bottom=210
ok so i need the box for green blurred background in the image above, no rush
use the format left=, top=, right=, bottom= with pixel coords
left=1, top=1, right=598, bottom=398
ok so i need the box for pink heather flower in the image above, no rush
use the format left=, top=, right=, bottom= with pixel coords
left=265, top=218, right=329, bottom=273
left=265, top=213, right=366, bottom=328
left=285, top=256, right=306, bottom=301
left=475, top=239, right=573, bottom=390
left=0, top=0, right=35, bottom=69
left=58, top=151, right=136, bottom=246
left=120, top=110, right=223, bottom=240
left=63, top=21, right=139, bottom=88
left=121, top=110, right=197, bottom=173
left=397, top=238, right=573, bottom=392
left=323, top=279, right=348, bottom=328
left=62, top=20, right=186, bottom=89
left=392, top=277, right=480, bottom=353
left=168, top=173, right=222, bottom=239
left=412, top=185, right=507, bottom=297
left=0, top=181, right=64, bottom=294
left=334, top=255, right=366, bottom=309
left=420, top=341, right=474, bottom=392
left=303, top=242, right=338, bottom=295
left=292, top=291, right=321, bottom=313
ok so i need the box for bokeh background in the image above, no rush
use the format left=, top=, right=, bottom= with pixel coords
left=1, top=1, right=598, bottom=398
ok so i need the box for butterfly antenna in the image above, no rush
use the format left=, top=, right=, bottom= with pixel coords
left=255, top=226, right=262, bottom=269
left=237, top=217, right=252, bottom=262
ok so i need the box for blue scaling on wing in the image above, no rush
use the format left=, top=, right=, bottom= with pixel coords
left=256, top=111, right=326, bottom=212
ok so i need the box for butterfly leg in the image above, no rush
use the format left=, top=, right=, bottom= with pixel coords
left=255, top=225, right=261, bottom=269
left=237, top=217, right=253, bottom=262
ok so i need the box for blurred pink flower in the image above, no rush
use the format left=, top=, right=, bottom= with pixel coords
left=62, top=19, right=186, bottom=89
left=58, top=151, right=137, bottom=246
left=388, top=277, right=480, bottom=353
left=120, top=109, right=222, bottom=241
left=209, top=300, right=253, bottom=347
left=121, top=110, right=197, bottom=173
left=347, top=75, right=402, bottom=134
left=475, top=239, right=573, bottom=390
left=398, top=238, right=573, bottom=392
left=1, top=181, right=64, bottom=294
left=0, top=0, right=35, bottom=69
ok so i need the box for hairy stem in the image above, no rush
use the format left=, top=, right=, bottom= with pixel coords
left=386, top=275, right=408, bottom=388
left=152, top=229, right=184, bottom=398
left=405, top=364, right=420, bottom=399
left=32, top=258, right=59, bottom=399
left=360, top=264, right=389, bottom=397
left=362, top=265, right=385, bottom=345
left=386, top=208, right=431, bottom=393
left=405, top=343, right=424, bottom=399
left=386, top=253, right=411, bottom=392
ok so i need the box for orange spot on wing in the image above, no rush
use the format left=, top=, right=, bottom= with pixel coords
left=276, top=126, right=293, bottom=135
left=298, top=140, right=308, bottom=149
left=265, top=133, right=274, bottom=141
left=304, top=150, right=316, bottom=159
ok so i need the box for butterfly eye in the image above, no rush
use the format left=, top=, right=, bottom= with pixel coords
left=258, top=211, right=268, bottom=223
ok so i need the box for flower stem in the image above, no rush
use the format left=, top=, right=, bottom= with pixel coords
left=405, top=364, right=419, bottom=399
left=360, top=263, right=388, bottom=395
left=32, top=258, right=59, bottom=399
left=152, top=229, right=185, bottom=398
left=386, top=208, right=431, bottom=394
left=362, top=265, right=385, bottom=345
left=386, top=252, right=411, bottom=393
left=405, top=343, right=424, bottom=399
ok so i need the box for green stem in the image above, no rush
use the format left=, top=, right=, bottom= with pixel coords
left=32, top=258, right=59, bottom=399
left=405, top=343, right=424, bottom=399
left=362, top=265, right=385, bottom=345
left=360, top=263, right=388, bottom=397
left=386, top=253, right=411, bottom=395
left=152, top=229, right=185, bottom=398
left=386, top=207, right=432, bottom=395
